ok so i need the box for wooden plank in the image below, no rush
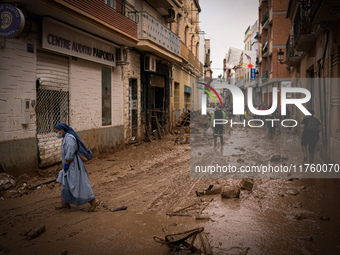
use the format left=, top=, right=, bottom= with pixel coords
left=153, top=115, right=163, bottom=139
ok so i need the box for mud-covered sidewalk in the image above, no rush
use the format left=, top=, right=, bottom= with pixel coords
left=1, top=126, right=340, bottom=255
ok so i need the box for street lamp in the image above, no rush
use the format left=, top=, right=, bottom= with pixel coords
left=277, top=48, right=290, bottom=71
left=277, top=49, right=284, bottom=63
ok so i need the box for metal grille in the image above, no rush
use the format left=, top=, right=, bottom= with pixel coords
left=36, top=88, right=69, bottom=134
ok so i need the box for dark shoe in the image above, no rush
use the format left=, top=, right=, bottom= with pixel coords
left=88, top=199, right=100, bottom=212
left=55, top=202, right=70, bottom=210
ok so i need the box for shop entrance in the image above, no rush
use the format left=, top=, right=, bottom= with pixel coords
left=150, top=74, right=166, bottom=132
left=36, top=51, right=69, bottom=167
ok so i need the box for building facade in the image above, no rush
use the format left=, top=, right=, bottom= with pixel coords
left=0, top=0, right=140, bottom=176
left=258, top=0, right=290, bottom=105
left=171, top=0, right=203, bottom=122
left=285, top=0, right=340, bottom=163
left=0, top=0, right=204, bottom=176
left=243, top=25, right=253, bottom=106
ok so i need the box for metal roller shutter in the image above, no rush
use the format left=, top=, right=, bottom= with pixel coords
left=36, top=51, right=69, bottom=167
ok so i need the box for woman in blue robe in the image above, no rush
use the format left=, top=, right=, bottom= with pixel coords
left=54, top=123, right=100, bottom=212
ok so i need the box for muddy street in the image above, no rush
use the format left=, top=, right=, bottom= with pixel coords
left=1, top=126, right=340, bottom=255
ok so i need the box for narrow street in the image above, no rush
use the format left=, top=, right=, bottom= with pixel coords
left=1, top=124, right=340, bottom=255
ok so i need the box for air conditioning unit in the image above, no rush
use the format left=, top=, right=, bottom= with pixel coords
left=116, top=46, right=128, bottom=64
left=165, top=8, right=176, bottom=23
left=144, top=55, right=156, bottom=72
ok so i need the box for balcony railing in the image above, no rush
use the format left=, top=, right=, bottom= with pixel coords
left=262, top=40, right=268, bottom=56
left=107, top=0, right=139, bottom=23
left=138, top=11, right=180, bottom=56
left=181, top=41, right=202, bottom=72
left=261, top=9, right=268, bottom=26
left=286, top=35, right=300, bottom=66
left=293, top=4, right=316, bottom=52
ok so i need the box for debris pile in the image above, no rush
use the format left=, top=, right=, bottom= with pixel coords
left=154, top=227, right=212, bottom=255
left=0, top=173, right=16, bottom=192
left=221, top=186, right=240, bottom=198
left=176, top=111, right=190, bottom=127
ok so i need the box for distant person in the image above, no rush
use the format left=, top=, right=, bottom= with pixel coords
left=54, top=123, right=100, bottom=212
left=266, top=112, right=276, bottom=139
left=243, top=105, right=248, bottom=120
left=301, top=110, right=321, bottom=162
left=228, top=105, right=233, bottom=120
left=211, top=105, right=226, bottom=148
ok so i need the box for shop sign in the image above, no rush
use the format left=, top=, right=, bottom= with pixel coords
left=0, top=4, right=25, bottom=38
left=42, top=18, right=117, bottom=66
left=184, top=85, right=192, bottom=94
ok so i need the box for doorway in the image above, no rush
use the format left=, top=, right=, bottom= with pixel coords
left=129, top=78, right=138, bottom=139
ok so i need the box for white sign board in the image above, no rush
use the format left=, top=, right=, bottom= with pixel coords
left=42, top=18, right=116, bottom=66
left=242, top=51, right=256, bottom=69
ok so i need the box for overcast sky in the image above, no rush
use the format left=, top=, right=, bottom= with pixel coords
left=199, top=0, right=259, bottom=78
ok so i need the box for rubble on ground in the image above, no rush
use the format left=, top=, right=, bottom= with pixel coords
left=221, top=186, right=240, bottom=198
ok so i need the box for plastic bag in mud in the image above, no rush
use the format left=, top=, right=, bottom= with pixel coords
left=206, top=126, right=213, bottom=136
left=0, top=173, right=17, bottom=191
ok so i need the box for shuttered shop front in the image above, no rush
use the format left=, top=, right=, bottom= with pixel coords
left=36, top=51, right=69, bottom=167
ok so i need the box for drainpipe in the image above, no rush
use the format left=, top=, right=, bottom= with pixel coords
left=327, top=33, right=334, bottom=163
left=318, top=29, right=329, bottom=161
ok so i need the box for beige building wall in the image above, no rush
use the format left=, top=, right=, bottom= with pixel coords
left=169, top=0, right=202, bottom=126
left=171, top=65, right=192, bottom=122
left=122, top=50, right=141, bottom=142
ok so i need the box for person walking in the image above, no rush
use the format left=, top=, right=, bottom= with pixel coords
left=54, top=123, right=100, bottom=212
left=301, top=110, right=321, bottom=162
left=228, top=105, right=233, bottom=120
left=266, top=112, right=276, bottom=139
left=211, top=105, right=226, bottom=148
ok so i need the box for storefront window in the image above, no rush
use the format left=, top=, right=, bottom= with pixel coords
left=102, top=66, right=112, bottom=126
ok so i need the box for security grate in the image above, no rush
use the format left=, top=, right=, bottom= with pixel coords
left=36, top=88, right=69, bottom=134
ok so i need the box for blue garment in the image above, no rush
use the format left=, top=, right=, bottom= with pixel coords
left=54, top=123, right=93, bottom=160
left=56, top=133, right=95, bottom=205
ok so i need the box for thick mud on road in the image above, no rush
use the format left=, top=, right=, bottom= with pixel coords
left=1, top=125, right=340, bottom=255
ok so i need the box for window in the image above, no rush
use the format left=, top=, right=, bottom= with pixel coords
left=106, top=0, right=115, bottom=8
left=102, top=66, right=112, bottom=126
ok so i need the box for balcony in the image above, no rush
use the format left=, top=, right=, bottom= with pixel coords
left=181, top=41, right=189, bottom=61
left=286, top=36, right=300, bottom=67
left=109, top=0, right=139, bottom=23
left=137, top=11, right=180, bottom=59
left=38, top=0, right=139, bottom=45
left=269, top=8, right=273, bottom=24
left=261, top=9, right=269, bottom=29
left=259, top=0, right=268, bottom=7
left=181, top=41, right=202, bottom=73
left=293, top=5, right=316, bottom=52
left=146, top=0, right=180, bottom=14
left=310, top=0, right=340, bottom=24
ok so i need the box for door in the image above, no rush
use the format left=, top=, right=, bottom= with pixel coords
left=129, top=78, right=138, bottom=138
